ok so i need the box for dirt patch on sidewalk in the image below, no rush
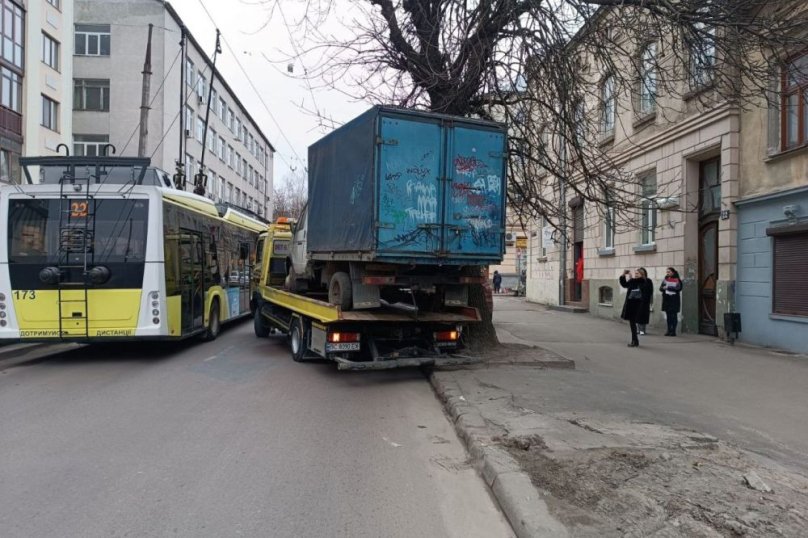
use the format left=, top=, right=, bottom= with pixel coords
left=502, top=432, right=808, bottom=537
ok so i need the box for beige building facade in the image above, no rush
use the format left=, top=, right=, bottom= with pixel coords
left=525, top=10, right=742, bottom=336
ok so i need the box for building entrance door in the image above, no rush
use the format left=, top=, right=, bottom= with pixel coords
left=698, top=158, right=721, bottom=336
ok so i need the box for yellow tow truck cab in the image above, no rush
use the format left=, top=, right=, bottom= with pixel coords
left=252, top=219, right=481, bottom=370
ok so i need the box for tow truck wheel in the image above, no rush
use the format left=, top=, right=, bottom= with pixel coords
left=289, top=318, right=307, bottom=362
left=201, top=299, right=221, bottom=341
left=328, top=272, right=353, bottom=310
left=254, top=307, right=270, bottom=338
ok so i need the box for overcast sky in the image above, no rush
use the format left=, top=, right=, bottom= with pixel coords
left=170, top=0, right=370, bottom=182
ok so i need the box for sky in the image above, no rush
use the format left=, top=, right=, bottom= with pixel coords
left=169, top=0, right=369, bottom=183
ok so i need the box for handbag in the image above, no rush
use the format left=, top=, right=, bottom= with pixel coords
left=628, top=288, right=642, bottom=300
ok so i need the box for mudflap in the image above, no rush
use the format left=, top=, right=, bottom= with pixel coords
left=333, top=354, right=479, bottom=371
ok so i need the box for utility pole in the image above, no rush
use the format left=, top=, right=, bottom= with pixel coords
left=175, top=26, right=187, bottom=189
left=137, top=24, right=154, bottom=158
left=194, top=29, right=221, bottom=197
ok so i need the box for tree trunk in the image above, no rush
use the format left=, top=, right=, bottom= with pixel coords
left=464, top=268, right=500, bottom=351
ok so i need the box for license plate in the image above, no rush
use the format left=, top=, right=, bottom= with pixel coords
left=326, top=342, right=360, bottom=352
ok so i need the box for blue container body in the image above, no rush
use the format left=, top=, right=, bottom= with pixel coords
left=307, top=106, right=506, bottom=266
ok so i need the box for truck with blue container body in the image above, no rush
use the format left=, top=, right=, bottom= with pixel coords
left=253, top=107, right=506, bottom=370
left=287, top=106, right=507, bottom=312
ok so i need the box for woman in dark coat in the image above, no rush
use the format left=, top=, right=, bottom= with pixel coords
left=660, top=267, right=683, bottom=336
left=619, top=267, right=653, bottom=347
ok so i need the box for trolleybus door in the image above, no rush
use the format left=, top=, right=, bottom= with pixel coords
left=178, top=230, right=205, bottom=333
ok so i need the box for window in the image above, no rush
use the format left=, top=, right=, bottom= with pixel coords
left=781, top=53, right=808, bottom=151
left=73, top=79, right=110, bottom=111
left=2, top=1, right=24, bottom=69
left=236, top=152, right=242, bottom=176
left=235, top=187, right=241, bottom=206
left=73, top=134, right=109, bottom=156
left=184, top=105, right=193, bottom=133
left=227, top=145, right=234, bottom=168
left=196, top=72, right=207, bottom=101
left=228, top=108, right=234, bottom=132
left=770, top=229, right=808, bottom=317
left=227, top=182, right=233, bottom=203
left=539, top=217, right=548, bottom=259
left=1, top=66, right=22, bottom=112
left=639, top=171, right=657, bottom=245
left=217, top=136, right=225, bottom=161
left=604, top=199, right=615, bottom=249
left=42, top=33, right=59, bottom=71
left=41, top=95, right=58, bottom=131
left=689, top=23, right=715, bottom=89
left=242, top=158, right=248, bottom=178
left=0, top=149, right=10, bottom=183
left=196, top=116, right=204, bottom=143
left=219, top=97, right=226, bottom=120
left=219, top=178, right=226, bottom=201
left=184, top=153, right=194, bottom=183
left=598, top=286, right=614, bottom=306
left=74, top=24, right=110, bottom=57
left=600, top=75, right=615, bottom=136
left=208, top=171, right=217, bottom=199
left=208, top=128, right=216, bottom=152
left=573, top=101, right=585, bottom=146
left=185, top=58, right=195, bottom=88
left=639, top=43, right=657, bottom=115
left=235, top=117, right=241, bottom=137
left=248, top=165, right=254, bottom=186
left=210, top=88, right=217, bottom=109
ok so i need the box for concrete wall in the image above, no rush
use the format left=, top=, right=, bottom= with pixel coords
left=736, top=188, right=808, bottom=354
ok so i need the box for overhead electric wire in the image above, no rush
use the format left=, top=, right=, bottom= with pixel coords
left=194, top=0, right=304, bottom=170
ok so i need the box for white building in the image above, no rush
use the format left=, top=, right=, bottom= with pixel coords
left=0, top=0, right=73, bottom=184
left=72, top=0, right=274, bottom=217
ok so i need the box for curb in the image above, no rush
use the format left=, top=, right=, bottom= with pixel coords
left=429, top=373, right=569, bottom=538
left=0, top=342, right=82, bottom=364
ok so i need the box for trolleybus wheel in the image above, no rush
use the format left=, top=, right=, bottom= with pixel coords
left=289, top=318, right=307, bottom=362
left=254, top=307, right=270, bottom=338
left=328, top=272, right=353, bottom=311
left=202, top=299, right=221, bottom=341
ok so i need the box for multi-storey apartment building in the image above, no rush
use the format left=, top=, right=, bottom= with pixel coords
left=734, top=48, right=808, bottom=353
left=0, top=0, right=73, bottom=185
left=525, top=8, right=741, bottom=337
left=72, top=0, right=274, bottom=217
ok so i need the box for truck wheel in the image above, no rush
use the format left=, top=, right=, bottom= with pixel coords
left=201, top=299, right=221, bottom=341
left=254, top=307, right=270, bottom=338
left=328, top=272, right=353, bottom=310
left=289, top=318, right=307, bottom=362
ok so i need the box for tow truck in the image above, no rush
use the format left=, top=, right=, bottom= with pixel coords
left=251, top=219, right=481, bottom=370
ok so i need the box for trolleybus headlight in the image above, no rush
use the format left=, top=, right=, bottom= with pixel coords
left=152, top=301, right=159, bottom=308
left=0, top=320, right=6, bottom=327
left=0, top=303, right=5, bottom=310
left=152, top=309, right=159, bottom=316
left=152, top=318, right=160, bottom=325
left=0, top=293, right=5, bottom=301
left=39, top=266, right=61, bottom=284
left=150, top=291, right=159, bottom=300
left=0, top=311, right=6, bottom=319
left=88, top=265, right=111, bottom=285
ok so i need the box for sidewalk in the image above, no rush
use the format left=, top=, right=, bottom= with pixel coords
left=432, top=296, right=808, bottom=537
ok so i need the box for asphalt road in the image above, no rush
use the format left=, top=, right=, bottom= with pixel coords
left=0, top=322, right=513, bottom=538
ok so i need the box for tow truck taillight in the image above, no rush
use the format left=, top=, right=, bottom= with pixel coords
left=328, top=332, right=360, bottom=343
left=434, top=330, right=459, bottom=342
left=362, top=276, right=396, bottom=285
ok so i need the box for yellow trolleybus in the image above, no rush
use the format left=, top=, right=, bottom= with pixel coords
left=0, top=156, right=264, bottom=342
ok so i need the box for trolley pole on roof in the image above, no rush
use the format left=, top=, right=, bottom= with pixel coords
left=175, top=25, right=187, bottom=189
left=194, top=29, right=222, bottom=197
left=138, top=23, right=154, bottom=158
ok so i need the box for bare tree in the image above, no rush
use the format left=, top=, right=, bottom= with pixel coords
left=272, top=169, right=308, bottom=220
left=263, top=0, right=807, bottom=346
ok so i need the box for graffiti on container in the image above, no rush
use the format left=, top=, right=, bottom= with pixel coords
left=406, top=166, right=431, bottom=180
left=381, top=226, right=439, bottom=250
left=454, top=155, right=487, bottom=176
left=385, top=171, right=402, bottom=182
left=350, top=173, right=365, bottom=205
left=406, top=180, right=436, bottom=198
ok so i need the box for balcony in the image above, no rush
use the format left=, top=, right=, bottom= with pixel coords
left=0, top=107, right=22, bottom=137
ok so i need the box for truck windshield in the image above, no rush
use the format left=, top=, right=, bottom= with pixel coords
left=7, top=199, right=149, bottom=263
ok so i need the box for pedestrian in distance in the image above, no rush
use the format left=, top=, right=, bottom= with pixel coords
left=492, top=270, right=502, bottom=294
left=619, top=267, right=653, bottom=347
left=660, top=267, right=683, bottom=336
